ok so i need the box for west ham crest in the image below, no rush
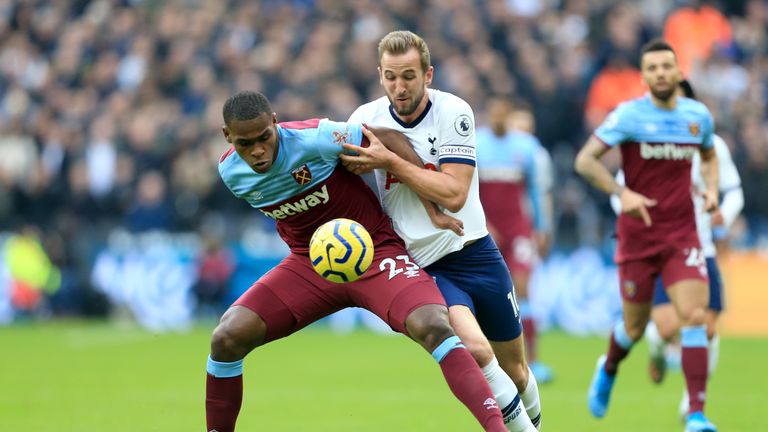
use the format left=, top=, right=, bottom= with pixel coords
left=290, top=164, right=312, bottom=185
left=622, top=280, right=637, bottom=299
left=688, top=122, right=700, bottom=136
left=332, top=130, right=350, bottom=147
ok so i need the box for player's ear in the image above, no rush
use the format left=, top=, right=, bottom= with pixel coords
left=425, top=66, right=434, bottom=86
left=271, top=112, right=277, bottom=124
left=222, top=126, right=231, bottom=143
left=377, top=66, right=383, bottom=85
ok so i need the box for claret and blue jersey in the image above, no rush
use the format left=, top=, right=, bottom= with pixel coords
left=475, top=127, right=546, bottom=236
left=218, top=118, right=398, bottom=254
left=596, top=94, right=714, bottom=261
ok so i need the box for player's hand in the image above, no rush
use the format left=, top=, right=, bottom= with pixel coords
left=620, top=187, right=657, bottom=227
left=711, top=210, right=724, bottom=226
left=534, top=231, right=551, bottom=258
left=430, top=211, right=464, bottom=236
left=340, top=158, right=373, bottom=175
left=703, top=188, right=719, bottom=213
left=340, top=127, right=396, bottom=173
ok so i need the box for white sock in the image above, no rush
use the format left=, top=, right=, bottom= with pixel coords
left=645, top=321, right=665, bottom=359
left=520, top=367, right=542, bottom=430
left=708, top=334, right=719, bottom=374
left=481, top=357, right=536, bottom=431
left=679, top=388, right=689, bottom=421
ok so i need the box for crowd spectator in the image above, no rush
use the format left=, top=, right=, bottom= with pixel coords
left=0, top=0, right=766, bottom=310
left=663, top=0, right=734, bottom=76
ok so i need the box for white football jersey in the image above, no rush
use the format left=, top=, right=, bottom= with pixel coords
left=349, top=89, right=488, bottom=267
left=612, top=134, right=742, bottom=257
left=691, top=135, right=741, bottom=256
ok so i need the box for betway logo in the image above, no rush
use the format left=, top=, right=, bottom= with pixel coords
left=640, top=142, right=697, bottom=160
left=260, top=185, right=329, bottom=220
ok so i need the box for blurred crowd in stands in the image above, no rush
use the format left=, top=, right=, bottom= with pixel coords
left=1, top=0, right=766, bottom=318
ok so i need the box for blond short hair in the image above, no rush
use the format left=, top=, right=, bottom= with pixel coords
left=378, top=30, right=431, bottom=73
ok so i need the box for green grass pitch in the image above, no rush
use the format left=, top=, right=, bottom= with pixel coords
left=1, top=320, right=765, bottom=431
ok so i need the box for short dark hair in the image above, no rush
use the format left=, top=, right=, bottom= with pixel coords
left=640, top=38, right=676, bottom=59
left=679, top=80, right=697, bottom=100
left=222, top=91, right=272, bottom=125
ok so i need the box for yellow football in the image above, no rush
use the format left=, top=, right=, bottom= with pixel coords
left=309, top=218, right=374, bottom=283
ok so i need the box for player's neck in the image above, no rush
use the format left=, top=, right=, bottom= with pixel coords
left=650, top=94, right=678, bottom=110
left=272, top=133, right=281, bottom=162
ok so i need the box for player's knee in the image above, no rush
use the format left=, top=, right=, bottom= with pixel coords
left=462, top=338, right=494, bottom=367
left=405, top=305, right=454, bottom=351
left=624, top=322, right=646, bottom=341
left=655, top=320, right=678, bottom=341
left=211, top=324, right=244, bottom=361
left=511, top=365, right=529, bottom=392
left=679, top=306, right=707, bottom=327
left=210, top=308, right=266, bottom=361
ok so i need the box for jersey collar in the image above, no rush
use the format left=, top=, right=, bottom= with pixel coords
left=388, top=100, right=432, bottom=128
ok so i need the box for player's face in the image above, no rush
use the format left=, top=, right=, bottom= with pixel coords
left=223, top=112, right=279, bottom=173
left=641, top=50, right=680, bottom=101
left=487, top=100, right=511, bottom=133
left=379, top=48, right=433, bottom=121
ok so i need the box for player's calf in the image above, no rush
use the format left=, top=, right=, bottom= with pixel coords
left=520, top=367, right=542, bottom=430
left=206, top=356, right=244, bottom=432
left=407, top=305, right=507, bottom=431
left=481, top=357, right=537, bottom=431
left=644, top=322, right=667, bottom=384
left=432, top=335, right=507, bottom=431
left=680, top=325, right=709, bottom=416
left=206, top=306, right=268, bottom=432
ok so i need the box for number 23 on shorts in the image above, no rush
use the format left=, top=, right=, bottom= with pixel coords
left=379, top=255, right=421, bottom=280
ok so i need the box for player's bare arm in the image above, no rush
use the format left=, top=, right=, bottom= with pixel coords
left=341, top=126, right=464, bottom=235
left=534, top=231, right=551, bottom=258
left=575, top=135, right=657, bottom=227
left=699, top=146, right=720, bottom=213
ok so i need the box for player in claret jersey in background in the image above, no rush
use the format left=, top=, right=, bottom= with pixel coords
left=475, top=97, right=554, bottom=384
left=611, top=79, right=744, bottom=422
left=343, top=30, right=541, bottom=432
left=206, top=90, right=507, bottom=432
left=575, top=39, right=719, bottom=432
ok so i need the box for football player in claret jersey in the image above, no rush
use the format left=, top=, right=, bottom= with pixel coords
left=611, top=80, right=743, bottom=421
left=476, top=98, right=554, bottom=384
left=342, top=31, right=541, bottom=432
left=575, top=39, right=719, bottom=432
left=206, top=91, right=507, bottom=432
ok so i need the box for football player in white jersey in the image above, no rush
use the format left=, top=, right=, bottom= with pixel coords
left=341, top=31, right=541, bottom=432
left=610, top=79, right=743, bottom=422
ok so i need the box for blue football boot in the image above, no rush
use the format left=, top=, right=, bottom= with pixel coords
left=587, top=355, right=615, bottom=418
left=685, top=411, right=717, bottom=432
left=530, top=361, right=554, bottom=384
